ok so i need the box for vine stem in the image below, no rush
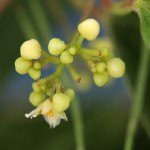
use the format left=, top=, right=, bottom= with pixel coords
left=71, top=97, right=85, bottom=150
left=124, top=44, right=150, bottom=150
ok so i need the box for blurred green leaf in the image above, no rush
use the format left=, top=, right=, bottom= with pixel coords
left=137, top=0, right=150, bottom=49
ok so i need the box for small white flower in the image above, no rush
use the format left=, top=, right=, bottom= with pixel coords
left=25, top=99, right=67, bottom=128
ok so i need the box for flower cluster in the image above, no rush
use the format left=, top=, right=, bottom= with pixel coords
left=15, top=18, right=125, bottom=128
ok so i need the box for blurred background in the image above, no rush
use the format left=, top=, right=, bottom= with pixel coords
left=0, top=0, right=150, bottom=150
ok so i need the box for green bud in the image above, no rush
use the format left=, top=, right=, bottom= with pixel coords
left=32, top=82, right=41, bottom=92
left=96, top=62, right=106, bottom=74
left=33, top=61, right=42, bottom=70
left=48, top=38, right=66, bottom=56
left=52, top=93, right=70, bottom=112
left=29, top=68, right=41, bottom=80
left=20, top=39, right=41, bottom=60
left=68, top=47, right=76, bottom=55
left=107, top=58, right=125, bottom=78
left=65, top=89, right=75, bottom=102
left=93, top=71, right=109, bottom=87
left=60, top=51, right=73, bottom=64
left=29, top=91, right=46, bottom=106
left=15, top=57, right=33, bottom=74
left=101, top=48, right=113, bottom=60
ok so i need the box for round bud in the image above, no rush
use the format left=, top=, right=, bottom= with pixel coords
left=96, top=62, right=106, bottom=74
left=29, top=91, right=46, bottom=106
left=32, top=82, right=41, bottom=92
left=60, top=51, right=73, bottom=64
left=52, top=93, right=70, bottom=112
left=20, top=39, right=41, bottom=60
left=101, top=47, right=109, bottom=58
left=68, top=47, right=76, bottom=55
left=78, top=18, right=100, bottom=41
left=107, top=58, right=125, bottom=78
left=29, top=68, right=41, bottom=80
left=48, top=38, right=66, bottom=56
left=65, top=89, right=75, bottom=102
left=93, top=72, right=109, bottom=87
left=33, top=61, right=42, bottom=70
left=15, top=57, right=33, bottom=74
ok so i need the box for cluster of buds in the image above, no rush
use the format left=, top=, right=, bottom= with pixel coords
left=15, top=18, right=125, bottom=128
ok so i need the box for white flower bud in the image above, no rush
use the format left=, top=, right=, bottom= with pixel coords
left=60, top=51, right=73, bottom=64
left=48, top=38, right=66, bottom=56
left=107, top=58, right=125, bottom=78
left=20, top=39, right=41, bottom=60
left=52, top=93, right=70, bottom=113
left=15, top=57, right=33, bottom=74
left=78, top=18, right=100, bottom=41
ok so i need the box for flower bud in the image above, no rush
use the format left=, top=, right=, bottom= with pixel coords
left=48, top=38, right=66, bottom=56
left=33, top=61, right=42, bottom=70
left=65, top=89, right=75, bottom=102
left=68, top=47, right=76, bottom=55
left=52, top=93, right=70, bottom=112
left=20, top=39, right=41, bottom=60
left=15, top=57, right=33, bottom=74
left=96, top=62, right=106, bottom=74
left=32, top=82, right=41, bottom=92
left=93, top=72, right=109, bottom=87
left=29, top=91, right=46, bottom=106
left=107, top=58, right=125, bottom=78
left=78, top=18, right=100, bottom=41
left=60, top=51, right=73, bottom=64
left=29, top=68, right=41, bottom=80
left=101, top=48, right=113, bottom=60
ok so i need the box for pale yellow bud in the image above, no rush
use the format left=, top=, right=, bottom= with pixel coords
left=65, top=89, right=75, bottom=102
left=15, top=57, right=33, bottom=74
left=107, top=58, right=125, bottom=78
left=93, top=72, right=109, bottom=87
left=78, top=18, right=100, bottom=41
left=20, top=39, right=41, bottom=60
left=52, top=93, right=70, bottom=112
left=48, top=38, right=66, bottom=56
left=60, top=51, right=73, bottom=64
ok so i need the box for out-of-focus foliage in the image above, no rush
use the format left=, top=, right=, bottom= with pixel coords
left=0, top=0, right=150, bottom=150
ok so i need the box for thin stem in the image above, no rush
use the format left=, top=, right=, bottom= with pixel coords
left=124, top=45, right=150, bottom=150
left=38, top=64, right=64, bottom=84
left=70, top=31, right=80, bottom=46
left=76, top=35, right=84, bottom=49
left=79, top=48, right=101, bottom=57
left=66, top=64, right=81, bottom=83
left=41, top=50, right=60, bottom=64
left=71, top=97, right=85, bottom=150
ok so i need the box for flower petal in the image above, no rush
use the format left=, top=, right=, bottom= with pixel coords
left=44, top=115, right=61, bottom=128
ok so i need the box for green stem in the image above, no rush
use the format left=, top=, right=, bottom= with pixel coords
left=71, top=97, right=85, bottom=150
left=38, top=64, right=64, bottom=84
left=76, top=35, right=84, bottom=48
left=41, top=50, right=60, bottom=64
left=66, top=64, right=81, bottom=83
left=70, top=31, right=80, bottom=46
left=124, top=45, right=150, bottom=150
left=79, top=48, right=101, bottom=57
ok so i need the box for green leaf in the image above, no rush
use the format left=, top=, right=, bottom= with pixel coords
left=137, top=0, right=150, bottom=49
